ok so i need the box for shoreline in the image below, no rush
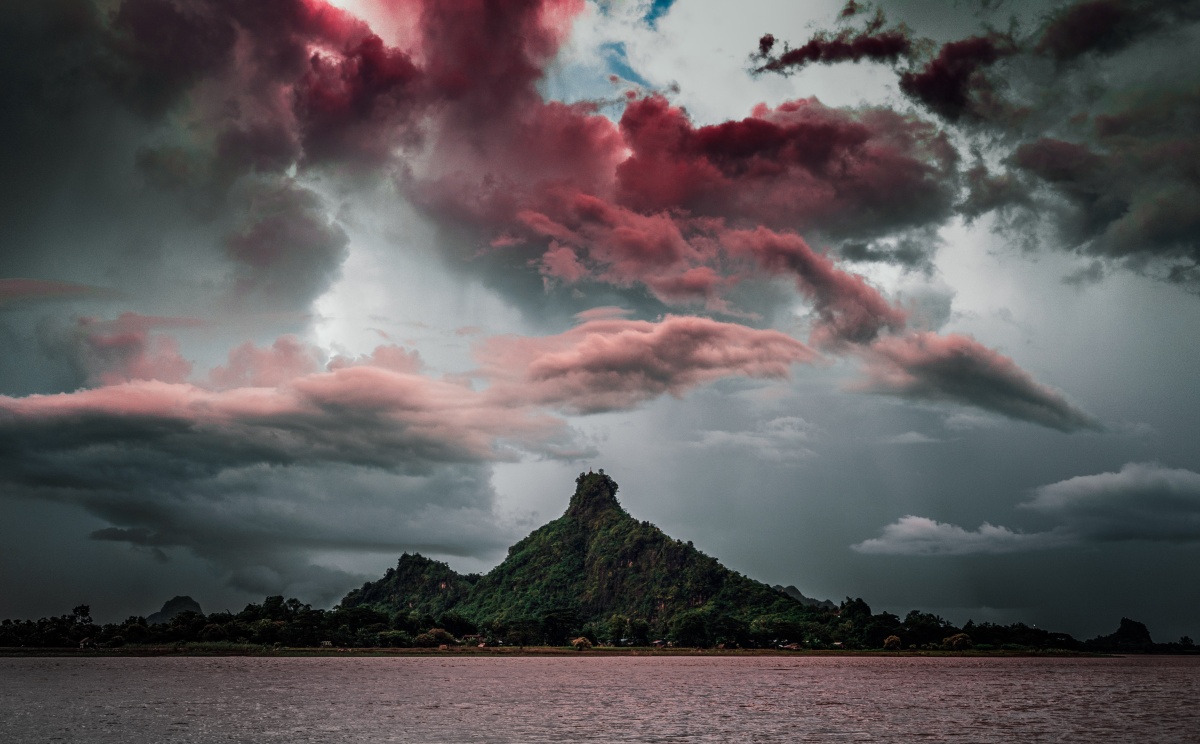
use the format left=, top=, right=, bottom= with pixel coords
left=0, top=645, right=1133, bottom=658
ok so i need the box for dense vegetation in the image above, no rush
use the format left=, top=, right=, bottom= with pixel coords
left=2, top=473, right=1195, bottom=652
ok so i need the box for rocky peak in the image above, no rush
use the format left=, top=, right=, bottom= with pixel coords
left=566, top=469, right=625, bottom=522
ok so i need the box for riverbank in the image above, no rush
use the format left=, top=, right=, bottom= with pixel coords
left=0, top=644, right=1117, bottom=657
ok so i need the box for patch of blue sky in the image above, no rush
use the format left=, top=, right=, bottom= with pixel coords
left=644, top=0, right=677, bottom=28
left=601, top=41, right=651, bottom=87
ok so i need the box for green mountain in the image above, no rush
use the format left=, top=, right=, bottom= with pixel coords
left=341, top=470, right=826, bottom=645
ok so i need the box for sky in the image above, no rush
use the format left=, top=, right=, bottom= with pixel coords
left=1, top=0, right=1199, bottom=641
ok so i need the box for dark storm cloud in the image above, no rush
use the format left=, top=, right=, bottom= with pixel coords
left=0, top=349, right=557, bottom=598
left=0, top=0, right=1134, bottom=617
left=224, top=182, right=350, bottom=310
left=1033, top=0, right=1200, bottom=62
left=0, top=1, right=365, bottom=327
left=1010, top=101, right=1200, bottom=278
left=0, top=315, right=833, bottom=597
left=897, top=34, right=1016, bottom=122
left=838, top=232, right=935, bottom=271
left=854, top=463, right=1200, bottom=555
left=752, top=4, right=914, bottom=75
left=76, top=463, right=509, bottom=604
left=0, top=279, right=121, bottom=307
left=756, top=1, right=1200, bottom=289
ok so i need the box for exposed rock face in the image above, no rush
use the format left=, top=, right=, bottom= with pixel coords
left=147, top=596, right=203, bottom=625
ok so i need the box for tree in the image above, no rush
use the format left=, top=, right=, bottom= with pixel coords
left=606, top=614, right=629, bottom=645
left=943, top=633, right=973, bottom=651
left=627, top=618, right=651, bottom=646
left=671, top=610, right=709, bottom=648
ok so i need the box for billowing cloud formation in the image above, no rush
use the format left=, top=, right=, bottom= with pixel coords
left=613, top=95, right=956, bottom=239
left=855, top=332, right=1101, bottom=432
left=855, top=463, right=1200, bottom=555
left=0, top=0, right=1138, bottom=610
left=1, top=0, right=1084, bottom=432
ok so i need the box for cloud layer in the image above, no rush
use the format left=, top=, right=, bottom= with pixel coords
left=854, top=463, right=1200, bottom=555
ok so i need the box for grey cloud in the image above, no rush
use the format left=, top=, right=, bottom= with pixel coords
left=1033, top=0, right=1200, bottom=63
left=1022, top=461, right=1200, bottom=542
left=1062, top=259, right=1107, bottom=287
left=854, top=462, right=1200, bottom=555
left=852, top=515, right=1071, bottom=555
left=55, top=455, right=514, bottom=603
left=689, top=416, right=818, bottom=463
left=839, top=232, right=936, bottom=272
left=881, top=431, right=941, bottom=444
left=224, top=181, right=350, bottom=311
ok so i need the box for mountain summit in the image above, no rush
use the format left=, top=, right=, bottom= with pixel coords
left=341, top=470, right=826, bottom=645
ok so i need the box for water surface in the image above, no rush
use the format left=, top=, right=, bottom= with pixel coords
left=1, top=655, right=1196, bottom=742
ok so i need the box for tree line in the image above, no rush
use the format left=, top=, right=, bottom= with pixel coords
left=2, top=596, right=1193, bottom=652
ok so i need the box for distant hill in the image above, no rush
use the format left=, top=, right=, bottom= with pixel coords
left=342, top=471, right=823, bottom=644
left=147, top=596, right=203, bottom=625
left=773, top=585, right=836, bottom=611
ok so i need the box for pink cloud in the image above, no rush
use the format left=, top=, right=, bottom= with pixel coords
left=855, top=332, right=1100, bottom=432
left=209, top=335, right=324, bottom=389
left=477, top=315, right=819, bottom=414
left=538, top=242, right=588, bottom=283
left=721, top=227, right=907, bottom=347
left=75, top=313, right=205, bottom=386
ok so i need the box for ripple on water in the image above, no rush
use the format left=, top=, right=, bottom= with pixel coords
left=0, top=655, right=1197, bottom=743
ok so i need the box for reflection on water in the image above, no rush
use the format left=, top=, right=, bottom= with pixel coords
left=1, top=655, right=1197, bottom=742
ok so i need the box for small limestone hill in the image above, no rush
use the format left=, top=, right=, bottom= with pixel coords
left=341, top=471, right=826, bottom=644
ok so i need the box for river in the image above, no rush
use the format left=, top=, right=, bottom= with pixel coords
left=1, top=655, right=1196, bottom=742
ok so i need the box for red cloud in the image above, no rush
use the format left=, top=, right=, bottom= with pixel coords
left=615, top=95, right=957, bottom=238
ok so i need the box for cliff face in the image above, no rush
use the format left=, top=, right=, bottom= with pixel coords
left=341, top=471, right=815, bottom=635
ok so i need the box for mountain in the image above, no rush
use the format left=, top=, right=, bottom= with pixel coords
left=1086, top=617, right=1155, bottom=652
left=341, top=470, right=824, bottom=644
left=340, top=552, right=479, bottom=619
left=147, top=596, right=203, bottom=625
left=773, top=585, right=836, bottom=610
